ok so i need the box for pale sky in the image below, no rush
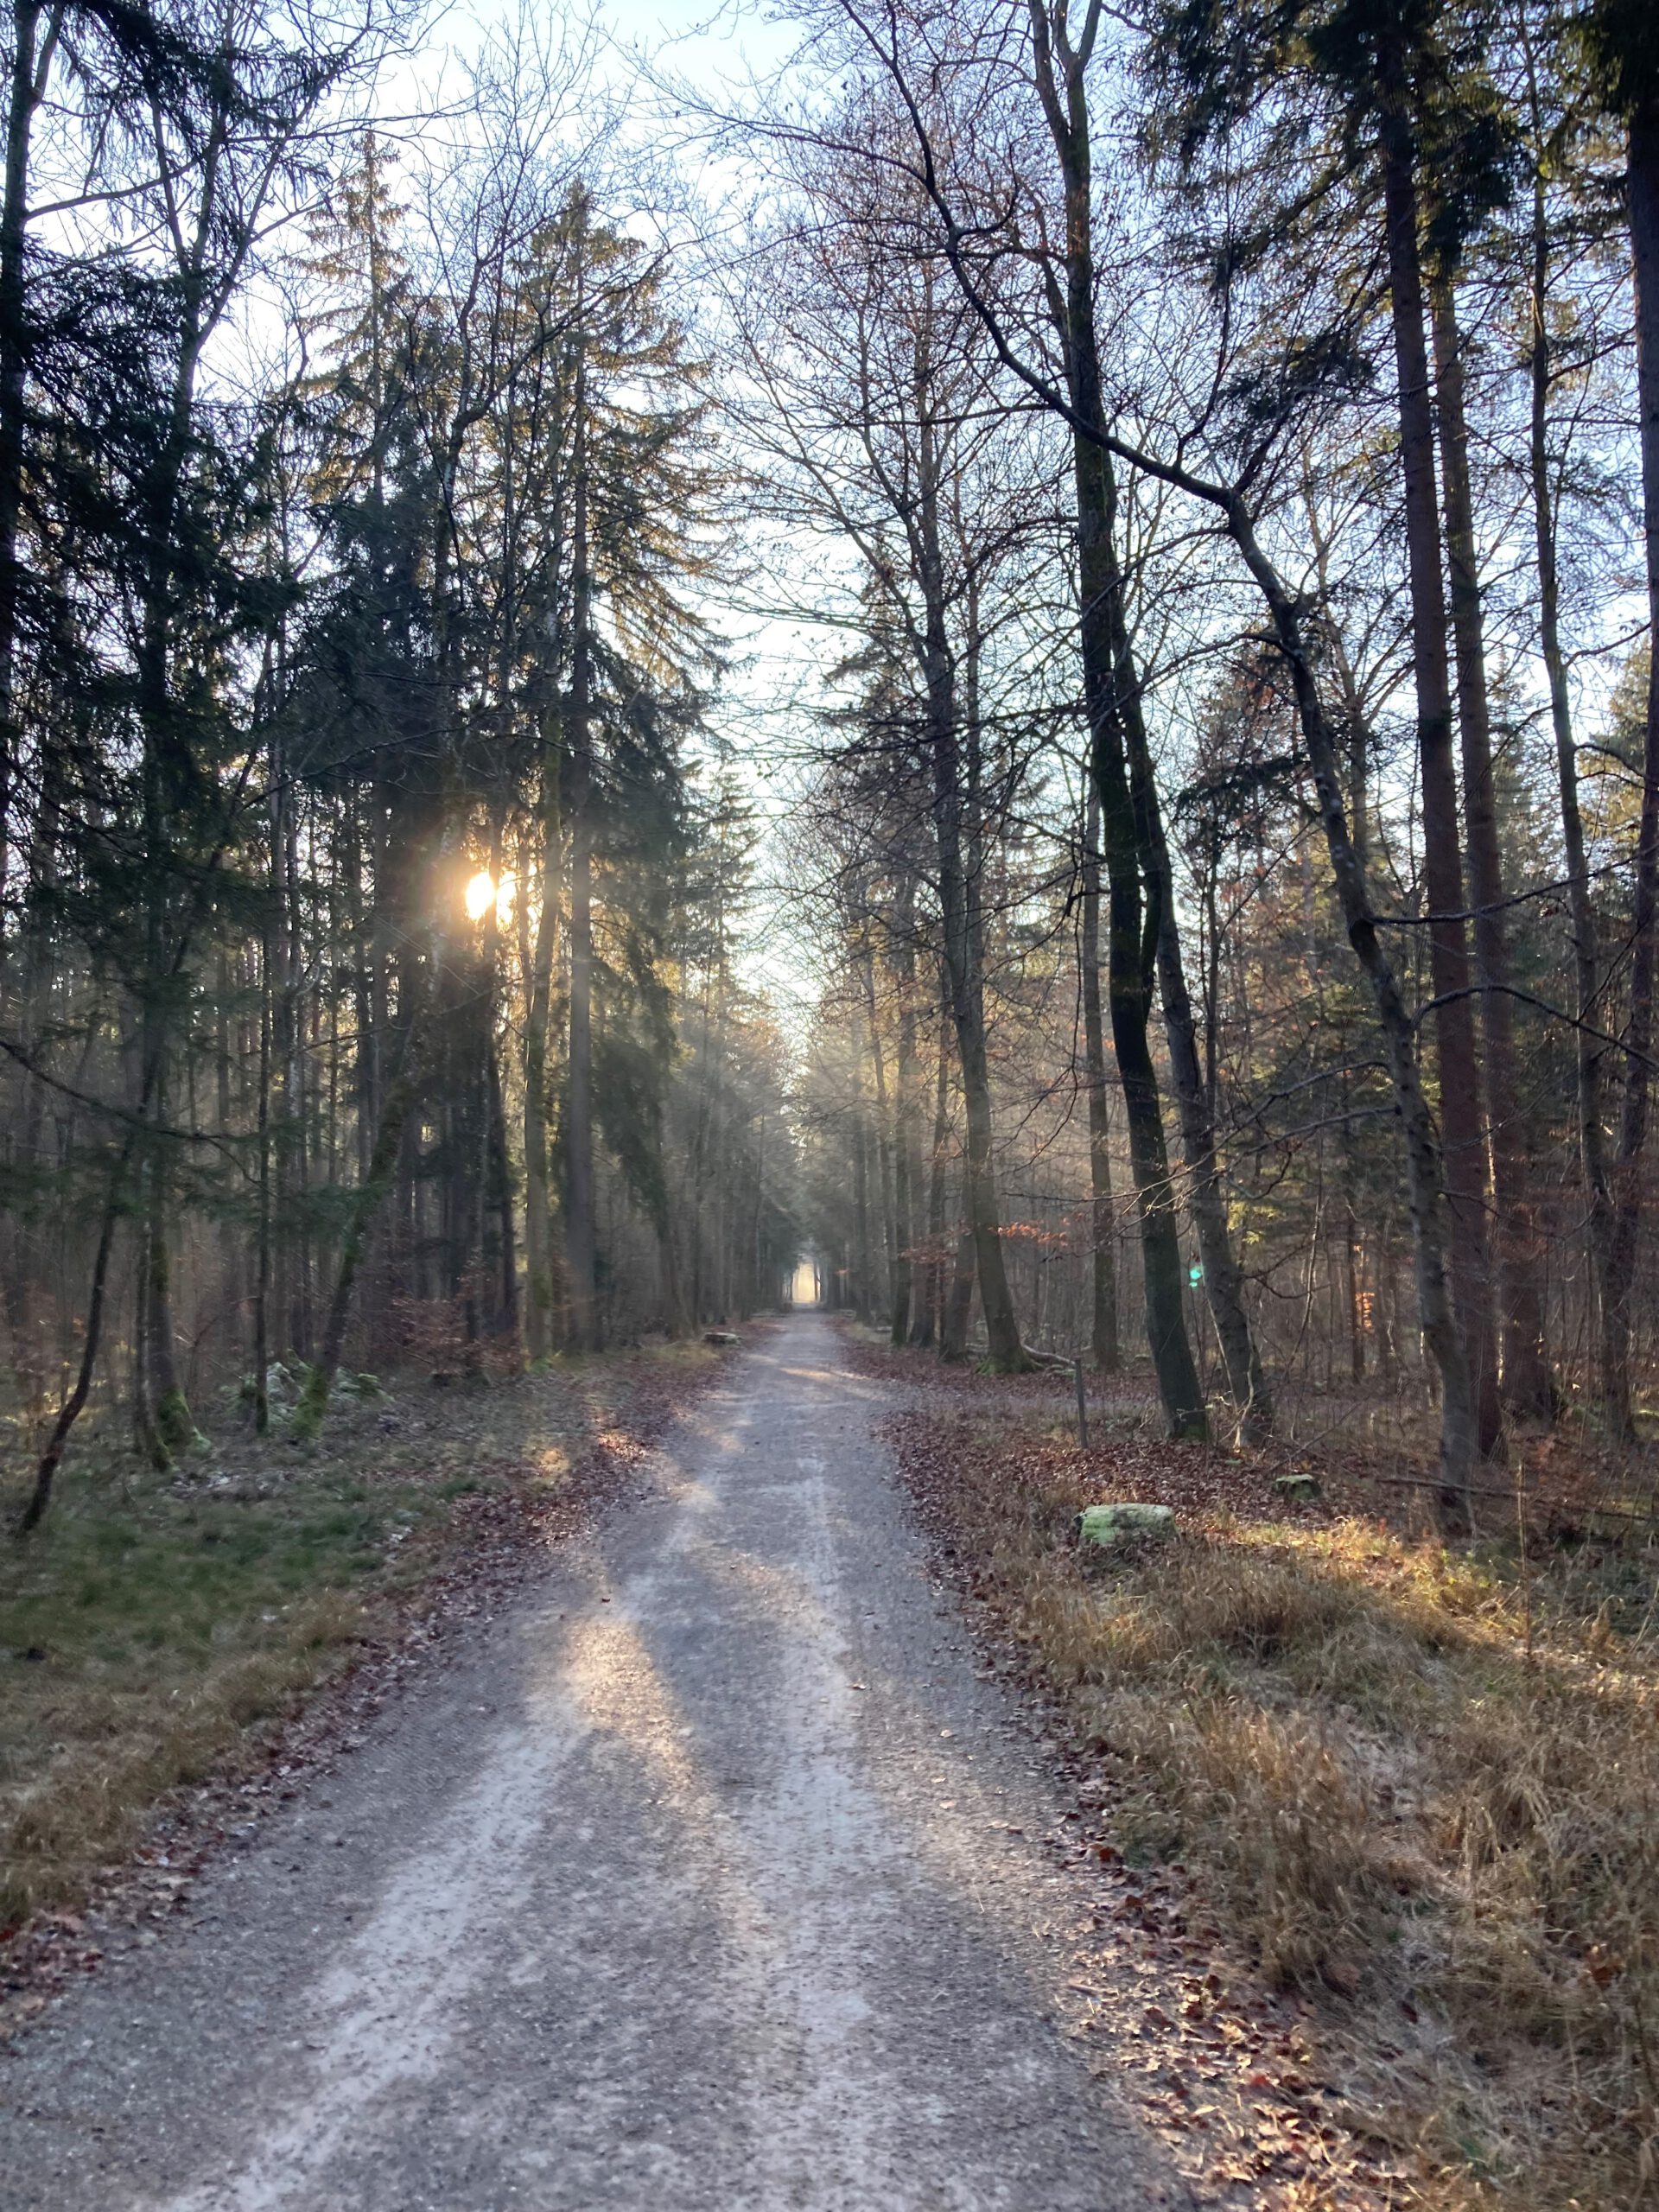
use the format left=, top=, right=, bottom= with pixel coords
left=380, top=0, right=831, bottom=1027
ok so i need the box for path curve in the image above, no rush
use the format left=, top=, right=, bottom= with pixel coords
left=0, top=1313, right=1195, bottom=2211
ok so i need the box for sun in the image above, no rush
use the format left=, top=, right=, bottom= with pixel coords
left=464, top=869, right=517, bottom=925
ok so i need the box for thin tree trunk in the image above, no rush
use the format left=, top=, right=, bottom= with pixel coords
left=0, top=2, right=59, bottom=976
left=1429, top=272, right=1554, bottom=1419
left=1124, top=713, right=1269, bottom=1437
left=1224, top=499, right=1479, bottom=1526
left=889, top=876, right=919, bottom=1345
left=1080, top=789, right=1120, bottom=1373
left=851, top=1107, right=871, bottom=1319
left=486, top=1033, right=515, bottom=1338
left=1345, top=1188, right=1364, bottom=1385
left=913, top=1005, right=950, bottom=1348
left=16, top=1014, right=169, bottom=1528
left=522, top=721, right=563, bottom=1355
left=15, top=1158, right=121, bottom=1535
left=1523, top=60, right=1620, bottom=1422
left=564, top=362, right=598, bottom=1351
left=253, top=931, right=272, bottom=1432
left=145, top=1128, right=195, bottom=1459
left=291, top=969, right=430, bottom=1441
left=859, top=950, right=898, bottom=1320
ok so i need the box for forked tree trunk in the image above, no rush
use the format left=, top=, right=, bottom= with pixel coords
left=1032, top=11, right=1204, bottom=1433
left=16, top=1161, right=123, bottom=1535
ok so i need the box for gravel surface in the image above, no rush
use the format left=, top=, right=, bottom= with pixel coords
left=0, top=1313, right=1196, bottom=2211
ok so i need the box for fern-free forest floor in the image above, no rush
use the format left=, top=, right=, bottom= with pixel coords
left=0, top=1316, right=1384, bottom=2210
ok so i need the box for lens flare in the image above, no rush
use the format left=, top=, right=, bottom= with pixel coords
left=464, top=869, right=494, bottom=921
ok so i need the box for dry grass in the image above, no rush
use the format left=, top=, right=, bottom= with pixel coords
left=894, top=1408, right=1659, bottom=2210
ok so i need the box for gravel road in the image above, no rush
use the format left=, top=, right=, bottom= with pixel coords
left=1, top=1313, right=1197, bottom=2211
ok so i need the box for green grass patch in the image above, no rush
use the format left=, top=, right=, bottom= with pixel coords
left=0, top=1332, right=728, bottom=1938
left=0, top=1451, right=451, bottom=1929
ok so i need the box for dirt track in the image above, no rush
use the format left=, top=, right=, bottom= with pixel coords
left=0, top=1313, right=1195, bottom=2210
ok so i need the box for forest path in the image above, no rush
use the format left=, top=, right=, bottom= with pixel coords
left=1, top=1313, right=1195, bottom=2212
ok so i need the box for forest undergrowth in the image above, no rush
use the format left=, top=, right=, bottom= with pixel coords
left=0, top=1334, right=737, bottom=1950
left=857, top=1332, right=1659, bottom=2212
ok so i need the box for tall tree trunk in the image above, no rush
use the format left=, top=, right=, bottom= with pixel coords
left=253, top=930, right=272, bottom=1432
left=1077, top=415, right=1204, bottom=1433
left=1033, top=13, right=1205, bottom=1433
left=917, top=413, right=1027, bottom=1370
left=1429, top=273, right=1555, bottom=1418
left=564, top=368, right=598, bottom=1351
left=1228, top=511, right=1480, bottom=1523
left=0, top=1, right=57, bottom=979
left=932, top=742, right=1022, bottom=1367
left=1607, top=97, right=1659, bottom=1434
left=1379, top=80, right=1503, bottom=1458
left=486, top=1033, right=514, bottom=1337
left=1523, top=61, right=1620, bottom=1421
left=478, top=815, right=514, bottom=1341
left=521, top=712, right=562, bottom=1362
left=888, top=876, right=920, bottom=1345
left=1080, top=789, right=1120, bottom=1373
left=859, top=950, right=898, bottom=1321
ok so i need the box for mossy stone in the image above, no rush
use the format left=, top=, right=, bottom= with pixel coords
left=1076, top=1502, right=1176, bottom=1551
